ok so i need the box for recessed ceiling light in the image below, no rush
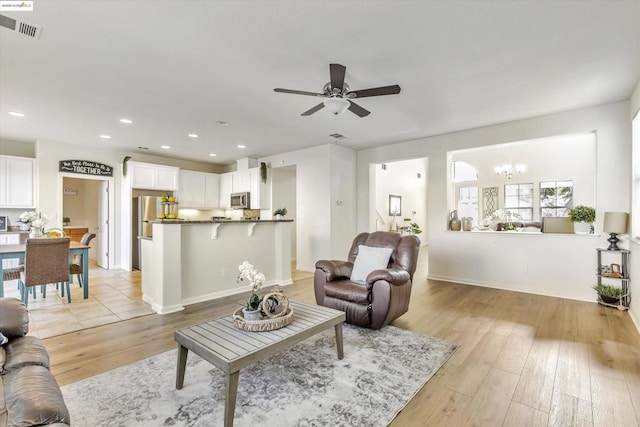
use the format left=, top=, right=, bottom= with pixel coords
left=8, top=111, right=25, bottom=117
left=99, top=135, right=111, bottom=139
left=120, top=118, right=133, bottom=124
left=237, top=145, right=246, bottom=149
left=208, top=153, right=217, bottom=157
left=188, top=133, right=199, bottom=138
left=161, top=145, right=170, bottom=149
left=217, top=121, right=229, bottom=126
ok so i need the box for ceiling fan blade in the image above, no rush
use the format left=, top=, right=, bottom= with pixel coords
left=330, top=63, right=346, bottom=91
left=301, top=103, right=325, bottom=116
left=274, top=88, right=326, bottom=97
left=348, top=100, right=370, bottom=117
left=348, top=85, right=401, bottom=98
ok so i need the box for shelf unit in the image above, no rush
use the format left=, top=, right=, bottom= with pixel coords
left=160, top=201, right=179, bottom=218
left=596, top=248, right=631, bottom=310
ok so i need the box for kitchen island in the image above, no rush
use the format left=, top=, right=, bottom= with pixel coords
left=140, top=219, right=293, bottom=314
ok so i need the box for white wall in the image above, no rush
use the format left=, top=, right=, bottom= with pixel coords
left=628, top=79, right=640, bottom=330
left=261, top=143, right=357, bottom=271
left=330, top=144, right=357, bottom=259
left=357, top=101, right=631, bottom=303
left=374, top=158, right=428, bottom=238
left=271, top=166, right=297, bottom=260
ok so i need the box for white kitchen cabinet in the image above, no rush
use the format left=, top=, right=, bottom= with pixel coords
left=130, top=162, right=179, bottom=191
left=232, top=170, right=251, bottom=193
left=204, top=173, right=220, bottom=208
left=178, top=170, right=206, bottom=207
left=249, top=167, right=271, bottom=209
left=179, top=170, right=220, bottom=209
left=0, top=155, right=35, bottom=208
left=219, top=172, right=233, bottom=209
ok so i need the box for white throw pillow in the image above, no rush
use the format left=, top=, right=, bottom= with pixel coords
left=350, top=245, right=393, bottom=284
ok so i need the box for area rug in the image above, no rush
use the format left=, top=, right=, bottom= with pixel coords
left=61, top=324, right=457, bottom=426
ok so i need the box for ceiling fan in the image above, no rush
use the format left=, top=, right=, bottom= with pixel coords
left=274, top=63, right=401, bottom=117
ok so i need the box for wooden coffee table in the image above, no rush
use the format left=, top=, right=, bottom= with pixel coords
left=174, top=300, right=346, bottom=427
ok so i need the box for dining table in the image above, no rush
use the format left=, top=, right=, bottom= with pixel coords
left=0, top=241, right=90, bottom=299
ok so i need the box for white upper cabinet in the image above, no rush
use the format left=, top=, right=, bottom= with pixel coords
left=0, top=155, right=35, bottom=208
left=179, top=170, right=206, bottom=207
left=130, top=162, right=178, bottom=191
left=249, top=167, right=271, bottom=210
left=232, top=170, right=251, bottom=193
left=204, top=173, right=220, bottom=209
left=179, top=170, right=220, bottom=209
left=219, top=173, right=233, bottom=209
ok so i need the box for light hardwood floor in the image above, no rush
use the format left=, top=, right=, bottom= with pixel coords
left=42, top=251, right=640, bottom=426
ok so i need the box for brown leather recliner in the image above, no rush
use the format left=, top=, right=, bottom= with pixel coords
left=314, top=231, right=420, bottom=329
left=0, top=298, right=71, bottom=426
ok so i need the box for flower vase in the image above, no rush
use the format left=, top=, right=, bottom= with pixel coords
left=19, top=223, right=30, bottom=231
left=242, top=307, right=262, bottom=321
left=29, top=227, right=44, bottom=238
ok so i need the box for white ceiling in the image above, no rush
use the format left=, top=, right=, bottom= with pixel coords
left=1, top=1, right=639, bottom=165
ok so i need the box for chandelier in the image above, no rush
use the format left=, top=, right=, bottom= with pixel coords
left=494, top=164, right=525, bottom=179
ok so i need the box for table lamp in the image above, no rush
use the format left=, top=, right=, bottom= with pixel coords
left=603, top=212, right=628, bottom=251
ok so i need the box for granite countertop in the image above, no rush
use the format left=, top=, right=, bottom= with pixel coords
left=150, top=219, right=294, bottom=224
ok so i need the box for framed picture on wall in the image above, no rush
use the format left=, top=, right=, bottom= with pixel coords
left=389, top=194, right=402, bottom=216
left=0, top=215, right=7, bottom=232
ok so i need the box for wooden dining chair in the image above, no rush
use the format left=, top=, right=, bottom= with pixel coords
left=69, top=232, right=96, bottom=288
left=19, top=237, right=72, bottom=307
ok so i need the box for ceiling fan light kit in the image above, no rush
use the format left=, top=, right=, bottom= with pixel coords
left=274, top=63, right=401, bottom=117
left=323, top=97, right=350, bottom=115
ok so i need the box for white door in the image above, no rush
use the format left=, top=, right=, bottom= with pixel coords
left=98, top=180, right=109, bottom=268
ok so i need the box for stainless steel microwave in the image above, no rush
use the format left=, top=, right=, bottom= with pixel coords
left=230, top=192, right=250, bottom=209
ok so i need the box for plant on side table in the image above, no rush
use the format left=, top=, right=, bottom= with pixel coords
left=592, top=284, right=624, bottom=304
left=569, top=205, right=595, bottom=234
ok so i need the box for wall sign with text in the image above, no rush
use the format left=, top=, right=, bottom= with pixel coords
left=59, top=160, right=113, bottom=177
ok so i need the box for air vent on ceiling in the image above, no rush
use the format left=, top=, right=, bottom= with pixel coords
left=0, top=14, right=43, bottom=39
left=329, top=133, right=346, bottom=139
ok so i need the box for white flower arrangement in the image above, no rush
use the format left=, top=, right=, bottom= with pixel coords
left=19, top=211, right=49, bottom=229
left=485, top=209, right=521, bottom=223
left=237, top=261, right=266, bottom=310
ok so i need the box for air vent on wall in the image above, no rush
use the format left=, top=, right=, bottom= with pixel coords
left=0, top=14, right=43, bottom=39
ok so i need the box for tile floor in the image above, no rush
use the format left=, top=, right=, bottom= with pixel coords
left=3, top=261, right=154, bottom=339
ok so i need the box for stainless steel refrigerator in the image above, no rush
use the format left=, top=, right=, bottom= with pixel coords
left=132, top=196, right=159, bottom=270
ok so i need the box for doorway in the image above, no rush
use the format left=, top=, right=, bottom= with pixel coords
left=58, top=173, right=115, bottom=269
left=372, top=158, right=428, bottom=240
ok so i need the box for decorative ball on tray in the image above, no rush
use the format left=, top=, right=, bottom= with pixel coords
left=233, top=261, right=292, bottom=331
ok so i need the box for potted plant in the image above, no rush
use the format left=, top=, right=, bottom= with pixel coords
left=592, top=284, right=624, bottom=304
left=569, top=205, right=595, bottom=234
left=273, top=207, right=287, bottom=220
left=237, top=261, right=266, bottom=320
left=402, top=218, right=422, bottom=235
left=63, top=217, right=71, bottom=226
left=407, top=222, right=422, bottom=235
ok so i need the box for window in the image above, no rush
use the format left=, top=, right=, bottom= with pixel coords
left=452, top=161, right=478, bottom=183
left=540, top=181, right=573, bottom=217
left=504, top=183, right=533, bottom=221
left=458, top=186, right=479, bottom=226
